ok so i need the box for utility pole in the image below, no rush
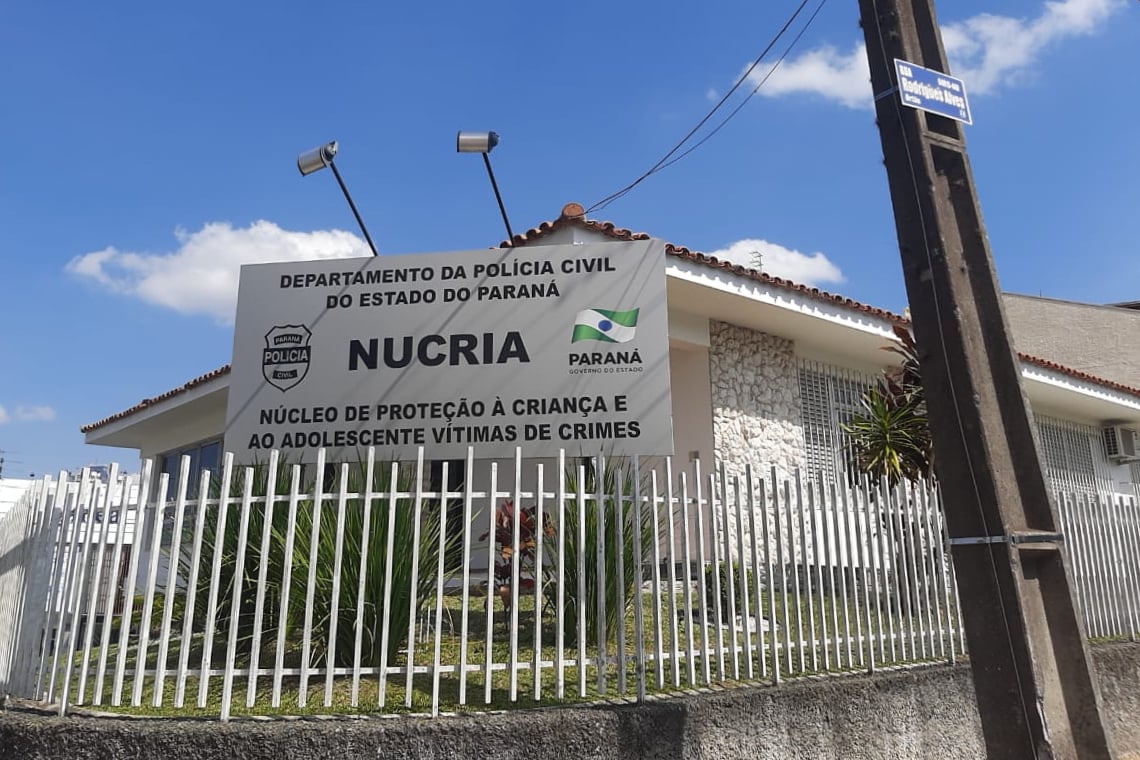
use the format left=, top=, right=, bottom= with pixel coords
left=857, top=1, right=1116, bottom=757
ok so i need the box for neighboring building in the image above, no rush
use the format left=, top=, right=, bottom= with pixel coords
left=81, top=204, right=1140, bottom=504
left=0, top=478, right=35, bottom=520
left=1003, top=293, right=1140, bottom=390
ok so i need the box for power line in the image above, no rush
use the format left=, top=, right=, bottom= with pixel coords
left=656, top=0, right=829, bottom=173
left=586, top=0, right=816, bottom=215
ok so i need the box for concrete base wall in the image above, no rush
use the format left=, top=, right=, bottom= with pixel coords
left=4, top=643, right=1139, bottom=759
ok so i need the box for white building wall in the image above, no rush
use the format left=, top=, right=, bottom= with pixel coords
left=668, top=344, right=715, bottom=468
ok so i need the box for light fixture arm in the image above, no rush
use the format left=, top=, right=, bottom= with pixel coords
left=482, top=152, right=514, bottom=246
left=326, top=160, right=379, bottom=257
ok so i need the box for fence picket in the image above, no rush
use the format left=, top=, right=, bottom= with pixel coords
left=1122, top=498, right=1140, bottom=640
left=647, top=468, right=664, bottom=690
left=678, top=469, right=695, bottom=686
left=776, top=475, right=793, bottom=675
left=269, top=466, right=302, bottom=709
left=130, top=470, right=168, bottom=707
left=631, top=458, right=647, bottom=702
left=614, top=463, right=627, bottom=696
left=247, top=450, right=281, bottom=708
left=484, top=460, right=498, bottom=705
left=50, top=470, right=87, bottom=706
left=721, top=468, right=740, bottom=680
left=431, top=460, right=451, bottom=716
left=734, top=475, right=754, bottom=679
left=508, top=448, right=523, bottom=703
left=458, top=448, right=475, bottom=705
left=555, top=450, right=567, bottom=699
left=377, top=461, right=400, bottom=708
left=595, top=454, right=608, bottom=696
left=575, top=463, right=587, bottom=698
left=7, top=444, right=1140, bottom=722
left=351, top=448, right=375, bottom=707
left=322, top=463, right=351, bottom=708
left=154, top=460, right=188, bottom=708
left=708, top=463, right=725, bottom=681
left=406, top=451, right=426, bottom=709
left=77, top=469, right=116, bottom=704
left=533, top=463, right=546, bottom=701
left=220, top=468, right=255, bottom=719
left=692, top=464, right=710, bottom=685
left=663, top=460, right=680, bottom=688
left=197, top=453, right=234, bottom=708
left=745, top=466, right=765, bottom=681
left=175, top=468, right=214, bottom=708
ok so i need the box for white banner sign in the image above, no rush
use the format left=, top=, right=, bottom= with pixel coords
left=225, top=240, right=673, bottom=462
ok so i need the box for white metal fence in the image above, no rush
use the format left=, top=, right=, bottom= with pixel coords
left=0, top=447, right=1136, bottom=720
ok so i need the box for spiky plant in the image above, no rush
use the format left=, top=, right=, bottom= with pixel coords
left=542, top=457, right=654, bottom=644
left=177, top=457, right=463, bottom=668
left=843, top=325, right=933, bottom=484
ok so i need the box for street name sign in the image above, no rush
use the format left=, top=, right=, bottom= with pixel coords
left=893, top=58, right=972, bottom=125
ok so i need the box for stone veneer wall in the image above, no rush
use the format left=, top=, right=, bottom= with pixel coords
left=708, top=321, right=807, bottom=481
left=707, top=321, right=808, bottom=560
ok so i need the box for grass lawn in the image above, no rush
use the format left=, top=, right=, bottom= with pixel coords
left=49, top=580, right=963, bottom=719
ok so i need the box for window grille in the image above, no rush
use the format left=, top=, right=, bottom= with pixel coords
left=797, top=361, right=876, bottom=481
left=1034, top=415, right=1112, bottom=497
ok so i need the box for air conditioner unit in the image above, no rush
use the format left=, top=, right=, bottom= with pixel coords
left=1103, top=425, right=1140, bottom=463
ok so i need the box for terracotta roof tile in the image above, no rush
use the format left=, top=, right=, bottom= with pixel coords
left=80, top=365, right=231, bottom=434
left=1017, top=353, right=1140, bottom=399
left=79, top=205, right=1140, bottom=433
left=506, top=203, right=909, bottom=325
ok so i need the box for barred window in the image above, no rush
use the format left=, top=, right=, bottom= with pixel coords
left=797, top=361, right=876, bottom=481
left=1034, top=415, right=1109, bottom=497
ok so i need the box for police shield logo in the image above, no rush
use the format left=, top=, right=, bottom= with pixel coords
left=263, top=325, right=312, bottom=392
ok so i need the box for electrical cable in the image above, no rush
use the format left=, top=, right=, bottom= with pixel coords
left=657, top=0, right=829, bottom=174
left=586, top=0, right=814, bottom=215
left=866, top=0, right=1038, bottom=750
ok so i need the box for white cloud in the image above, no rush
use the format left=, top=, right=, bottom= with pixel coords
left=942, top=0, right=1122, bottom=94
left=706, top=238, right=844, bottom=286
left=752, top=42, right=871, bottom=109
left=706, top=87, right=720, bottom=102
left=15, top=405, right=55, bottom=422
left=750, top=0, right=1124, bottom=108
left=0, top=404, right=55, bottom=424
left=67, top=221, right=369, bottom=324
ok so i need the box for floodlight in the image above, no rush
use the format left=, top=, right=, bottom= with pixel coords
left=295, top=140, right=379, bottom=256
left=456, top=130, right=514, bottom=245
left=456, top=131, right=500, bottom=154
left=297, top=141, right=338, bottom=176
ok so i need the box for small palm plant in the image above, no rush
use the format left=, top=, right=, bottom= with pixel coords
left=843, top=324, right=933, bottom=485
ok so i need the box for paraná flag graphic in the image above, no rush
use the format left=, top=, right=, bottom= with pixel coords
left=571, top=308, right=639, bottom=343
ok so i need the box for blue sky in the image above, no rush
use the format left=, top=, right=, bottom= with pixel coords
left=1, top=0, right=1136, bottom=477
